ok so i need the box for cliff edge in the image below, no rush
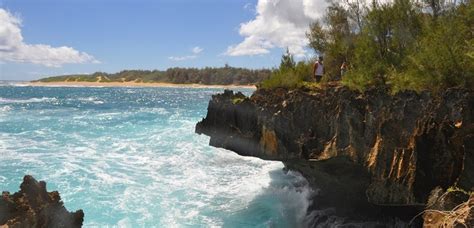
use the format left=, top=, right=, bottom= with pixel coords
left=196, top=85, right=473, bottom=226
left=0, top=175, right=84, bottom=228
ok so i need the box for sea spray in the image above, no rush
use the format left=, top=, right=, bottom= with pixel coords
left=0, top=83, right=314, bottom=227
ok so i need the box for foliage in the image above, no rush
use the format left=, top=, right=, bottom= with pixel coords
left=280, top=48, right=296, bottom=72
left=260, top=51, right=313, bottom=89
left=307, top=0, right=473, bottom=92
left=37, top=67, right=272, bottom=85
left=232, top=97, right=245, bottom=104
left=307, top=2, right=355, bottom=81
left=396, top=1, right=474, bottom=92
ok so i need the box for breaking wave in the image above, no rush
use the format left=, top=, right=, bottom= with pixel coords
left=0, top=86, right=314, bottom=227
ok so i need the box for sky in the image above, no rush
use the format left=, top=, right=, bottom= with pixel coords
left=0, top=0, right=329, bottom=80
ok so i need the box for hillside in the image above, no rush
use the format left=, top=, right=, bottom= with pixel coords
left=36, top=67, right=272, bottom=85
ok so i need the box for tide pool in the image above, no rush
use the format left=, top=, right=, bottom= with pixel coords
left=0, top=84, right=312, bottom=227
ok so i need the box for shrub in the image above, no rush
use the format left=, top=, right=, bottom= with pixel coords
left=308, top=0, right=473, bottom=92
left=260, top=55, right=314, bottom=89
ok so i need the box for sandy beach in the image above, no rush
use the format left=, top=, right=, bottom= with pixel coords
left=27, top=81, right=257, bottom=89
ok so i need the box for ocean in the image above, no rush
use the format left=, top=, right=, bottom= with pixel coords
left=0, top=82, right=313, bottom=227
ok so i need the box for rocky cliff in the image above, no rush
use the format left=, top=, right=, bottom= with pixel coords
left=0, top=175, right=84, bottom=228
left=196, top=85, right=473, bottom=226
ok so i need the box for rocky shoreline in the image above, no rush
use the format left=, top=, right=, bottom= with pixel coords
left=196, top=85, right=473, bottom=227
left=0, top=175, right=84, bottom=227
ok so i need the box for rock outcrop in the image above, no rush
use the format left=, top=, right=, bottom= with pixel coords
left=196, top=85, right=473, bottom=226
left=0, top=175, right=84, bottom=228
left=423, top=189, right=473, bottom=227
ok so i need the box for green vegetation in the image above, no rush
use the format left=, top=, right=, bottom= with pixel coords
left=312, top=0, right=473, bottom=92
left=447, top=186, right=472, bottom=195
left=261, top=49, right=313, bottom=89
left=232, top=97, right=245, bottom=104
left=37, top=66, right=272, bottom=85
left=264, top=0, right=473, bottom=92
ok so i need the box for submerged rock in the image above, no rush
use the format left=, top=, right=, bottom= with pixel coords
left=0, top=175, right=84, bottom=227
left=196, top=85, right=473, bottom=226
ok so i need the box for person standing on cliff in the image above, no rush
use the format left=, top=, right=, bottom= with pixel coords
left=340, top=60, right=348, bottom=79
left=313, top=56, right=324, bottom=83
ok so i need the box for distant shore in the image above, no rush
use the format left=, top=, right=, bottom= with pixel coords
left=27, top=81, right=257, bottom=89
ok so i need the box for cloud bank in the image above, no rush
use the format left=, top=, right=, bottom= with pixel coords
left=225, top=0, right=327, bottom=57
left=0, top=8, right=98, bottom=67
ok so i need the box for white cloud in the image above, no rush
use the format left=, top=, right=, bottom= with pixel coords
left=192, top=46, right=203, bottom=54
left=169, top=46, right=203, bottom=61
left=225, top=0, right=327, bottom=57
left=0, top=8, right=99, bottom=67
left=168, top=55, right=197, bottom=61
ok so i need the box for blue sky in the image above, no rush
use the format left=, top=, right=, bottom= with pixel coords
left=0, top=0, right=326, bottom=80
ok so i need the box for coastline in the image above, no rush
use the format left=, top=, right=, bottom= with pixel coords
left=195, top=87, right=474, bottom=226
left=26, top=81, right=257, bottom=89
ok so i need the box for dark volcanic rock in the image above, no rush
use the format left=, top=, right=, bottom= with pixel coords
left=196, top=85, right=473, bottom=226
left=0, top=175, right=84, bottom=228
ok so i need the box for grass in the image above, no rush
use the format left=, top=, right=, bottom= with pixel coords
left=232, top=97, right=245, bottom=104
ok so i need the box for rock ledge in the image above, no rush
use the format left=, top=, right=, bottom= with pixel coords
left=196, top=86, right=473, bottom=226
left=0, top=175, right=84, bottom=228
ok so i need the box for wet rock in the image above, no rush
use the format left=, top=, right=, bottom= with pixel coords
left=0, top=175, right=84, bottom=228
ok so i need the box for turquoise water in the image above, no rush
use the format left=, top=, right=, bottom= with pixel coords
left=0, top=83, right=312, bottom=227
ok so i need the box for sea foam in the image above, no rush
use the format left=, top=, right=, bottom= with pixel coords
left=0, top=86, right=313, bottom=227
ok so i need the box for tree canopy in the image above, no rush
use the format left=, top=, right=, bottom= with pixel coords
left=37, top=67, right=272, bottom=85
left=307, top=0, right=473, bottom=92
left=263, top=0, right=472, bottom=92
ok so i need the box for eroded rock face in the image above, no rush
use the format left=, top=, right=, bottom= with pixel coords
left=0, top=175, right=84, bottom=228
left=196, top=86, right=473, bottom=225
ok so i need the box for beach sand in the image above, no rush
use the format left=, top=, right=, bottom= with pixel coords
left=27, top=81, right=257, bottom=89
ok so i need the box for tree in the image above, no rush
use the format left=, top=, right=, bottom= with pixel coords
left=307, top=0, right=473, bottom=91
left=280, top=48, right=296, bottom=71
left=307, top=1, right=356, bottom=81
